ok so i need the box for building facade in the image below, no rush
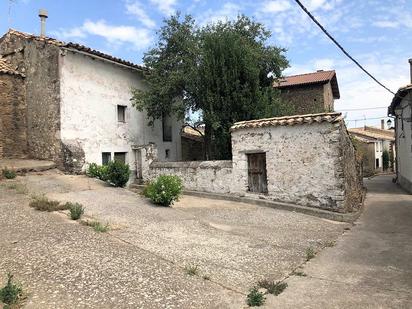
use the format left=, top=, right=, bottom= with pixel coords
left=0, top=29, right=181, bottom=179
left=273, top=70, right=340, bottom=114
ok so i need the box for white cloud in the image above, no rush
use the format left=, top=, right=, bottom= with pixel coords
left=150, top=0, right=177, bottom=15
left=126, top=1, right=156, bottom=28
left=372, top=20, right=399, bottom=28
left=197, top=2, right=241, bottom=25
left=53, top=20, right=152, bottom=50
left=261, top=0, right=291, bottom=13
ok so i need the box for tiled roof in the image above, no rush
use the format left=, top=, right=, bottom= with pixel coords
left=348, top=127, right=395, bottom=142
left=5, top=29, right=147, bottom=71
left=230, top=112, right=343, bottom=131
left=0, top=57, right=23, bottom=76
left=388, top=84, right=412, bottom=115
left=274, top=70, right=340, bottom=99
left=181, top=126, right=204, bottom=141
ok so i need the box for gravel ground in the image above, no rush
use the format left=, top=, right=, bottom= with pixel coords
left=0, top=170, right=350, bottom=308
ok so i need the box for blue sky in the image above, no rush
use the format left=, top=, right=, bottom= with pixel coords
left=1, top=0, right=411, bottom=127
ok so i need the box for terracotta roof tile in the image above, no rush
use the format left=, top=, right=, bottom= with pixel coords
left=6, top=29, right=147, bottom=71
left=274, top=70, right=340, bottom=98
left=348, top=127, right=395, bottom=141
left=0, top=57, right=23, bottom=76
left=230, top=112, right=343, bottom=131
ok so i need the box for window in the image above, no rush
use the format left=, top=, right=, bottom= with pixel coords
left=114, top=152, right=127, bottom=164
left=162, top=115, right=172, bottom=142
left=117, top=105, right=126, bottom=122
left=376, top=158, right=380, bottom=169
left=102, top=152, right=111, bottom=165
left=165, top=149, right=170, bottom=159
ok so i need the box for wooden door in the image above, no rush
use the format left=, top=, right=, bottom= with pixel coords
left=247, top=153, right=268, bottom=193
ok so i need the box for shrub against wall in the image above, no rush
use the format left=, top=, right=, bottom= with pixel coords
left=143, top=175, right=183, bottom=206
left=86, top=161, right=130, bottom=187
left=382, top=150, right=390, bottom=171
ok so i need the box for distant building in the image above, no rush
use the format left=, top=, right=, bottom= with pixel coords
left=349, top=122, right=395, bottom=176
left=273, top=70, right=340, bottom=114
left=388, top=61, right=412, bottom=193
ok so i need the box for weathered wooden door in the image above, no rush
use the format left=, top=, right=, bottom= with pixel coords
left=247, top=153, right=268, bottom=193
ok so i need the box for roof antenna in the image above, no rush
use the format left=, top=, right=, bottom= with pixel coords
left=39, top=9, right=48, bottom=37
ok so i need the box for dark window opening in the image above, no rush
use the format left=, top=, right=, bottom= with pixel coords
left=247, top=153, right=268, bottom=194
left=102, top=152, right=111, bottom=165
left=114, top=152, right=127, bottom=164
left=162, top=115, right=172, bottom=142
left=376, top=158, right=379, bottom=169
left=117, top=105, right=126, bottom=122
left=165, top=149, right=170, bottom=159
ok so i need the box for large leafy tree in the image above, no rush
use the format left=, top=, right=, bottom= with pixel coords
left=132, top=14, right=291, bottom=159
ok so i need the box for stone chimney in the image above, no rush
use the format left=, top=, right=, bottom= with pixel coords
left=38, top=9, right=48, bottom=37
left=381, top=119, right=385, bottom=130
left=409, top=58, right=412, bottom=84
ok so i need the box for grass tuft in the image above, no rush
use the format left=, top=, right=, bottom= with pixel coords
left=184, top=264, right=199, bottom=276
left=66, top=202, right=85, bottom=220
left=0, top=182, right=28, bottom=194
left=0, top=273, right=22, bottom=305
left=291, top=270, right=307, bottom=277
left=2, top=169, right=17, bottom=180
left=246, top=287, right=265, bottom=307
left=82, top=220, right=109, bottom=232
left=29, top=195, right=68, bottom=212
left=257, top=279, right=288, bottom=296
left=306, top=247, right=316, bottom=261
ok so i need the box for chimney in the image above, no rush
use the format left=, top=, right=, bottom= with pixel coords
left=38, top=9, right=48, bottom=37
left=381, top=119, right=385, bottom=130
left=409, top=58, right=412, bottom=83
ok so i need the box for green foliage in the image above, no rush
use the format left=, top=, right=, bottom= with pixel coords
left=29, top=195, right=68, bottom=212
left=246, top=287, right=265, bottom=307
left=184, top=264, right=199, bottom=276
left=306, top=247, right=316, bottom=261
left=2, top=169, right=16, bottom=180
left=82, top=220, right=109, bottom=232
left=291, top=270, right=307, bottom=277
left=86, top=162, right=130, bottom=187
left=382, top=150, right=390, bottom=171
left=257, top=279, right=287, bottom=296
left=132, top=14, right=290, bottom=159
left=86, top=163, right=109, bottom=181
left=67, top=202, right=85, bottom=220
left=106, top=160, right=130, bottom=187
left=143, top=175, right=183, bottom=206
left=0, top=273, right=22, bottom=305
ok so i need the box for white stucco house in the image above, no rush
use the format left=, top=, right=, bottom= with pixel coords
left=0, top=29, right=182, bottom=181
left=389, top=71, right=412, bottom=193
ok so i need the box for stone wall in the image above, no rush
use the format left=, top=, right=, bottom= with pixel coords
left=280, top=83, right=333, bottom=114
left=148, top=160, right=233, bottom=193
left=0, top=73, right=27, bottom=158
left=0, top=33, right=62, bottom=164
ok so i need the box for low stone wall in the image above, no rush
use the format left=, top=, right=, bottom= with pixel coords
left=149, top=160, right=233, bottom=193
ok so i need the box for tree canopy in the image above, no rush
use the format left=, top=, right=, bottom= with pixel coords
left=132, top=14, right=291, bottom=159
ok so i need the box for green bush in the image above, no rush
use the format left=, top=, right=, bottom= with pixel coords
left=257, top=279, right=287, bottom=296
left=382, top=150, right=390, bottom=171
left=0, top=273, right=22, bottom=305
left=2, top=169, right=16, bottom=180
left=29, top=195, right=68, bottom=212
left=246, top=287, right=265, bottom=307
left=67, top=202, right=85, bottom=220
left=143, top=175, right=183, bottom=206
left=86, top=163, right=108, bottom=181
left=106, top=160, right=130, bottom=187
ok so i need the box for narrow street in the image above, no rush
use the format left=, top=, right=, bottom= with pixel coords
left=268, top=175, right=412, bottom=308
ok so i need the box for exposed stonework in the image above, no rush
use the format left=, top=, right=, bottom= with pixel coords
left=0, top=72, right=27, bottom=158
left=61, top=140, right=86, bottom=174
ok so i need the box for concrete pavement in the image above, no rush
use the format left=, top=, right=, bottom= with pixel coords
left=267, top=175, right=412, bottom=308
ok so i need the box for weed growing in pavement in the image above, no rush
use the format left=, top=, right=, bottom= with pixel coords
left=246, top=287, right=265, bottom=307
left=322, top=240, right=336, bottom=248
left=66, top=202, right=85, bottom=220
left=202, top=275, right=210, bottom=280
left=2, top=169, right=16, bottom=180
left=29, top=195, right=68, bottom=212
left=257, top=279, right=288, bottom=296
left=82, top=220, right=110, bottom=232
left=306, top=247, right=316, bottom=261
left=0, top=273, right=22, bottom=306
left=0, top=182, right=28, bottom=194
left=184, top=264, right=199, bottom=276
left=291, top=270, right=307, bottom=277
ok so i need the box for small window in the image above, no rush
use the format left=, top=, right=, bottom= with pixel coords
left=102, top=152, right=111, bottom=165
left=117, top=105, right=126, bottom=122
left=114, top=152, right=127, bottom=164
left=376, top=158, right=380, bottom=169
left=162, top=115, right=172, bottom=142
left=165, top=149, right=170, bottom=159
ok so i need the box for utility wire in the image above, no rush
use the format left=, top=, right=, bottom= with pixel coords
left=345, top=116, right=388, bottom=122
left=337, top=106, right=388, bottom=112
left=293, top=0, right=396, bottom=95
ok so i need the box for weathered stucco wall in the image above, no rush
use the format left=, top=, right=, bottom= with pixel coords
left=0, top=73, right=27, bottom=158
left=395, top=93, right=412, bottom=193
left=280, top=83, right=333, bottom=114
left=0, top=33, right=62, bottom=163
left=149, top=160, right=233, bottom=193
left=59, top=51, right=182, bottom=173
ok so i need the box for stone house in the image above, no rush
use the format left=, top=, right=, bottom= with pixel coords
left=0, top=29, right=182, bottom=178
left=349, top=123, right=395, bottom=176
left=273, top=70, right=340, bottom=114
left=181, top=126, right=204, bottom=161
left=148, top=112, right=363, bottom=213
left=0, top=58, right=26, bottom=160
left=388, top=60, right=412, bottom=193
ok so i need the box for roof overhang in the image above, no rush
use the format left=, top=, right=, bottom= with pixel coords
left=388, top=84, right=412, bottom=115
